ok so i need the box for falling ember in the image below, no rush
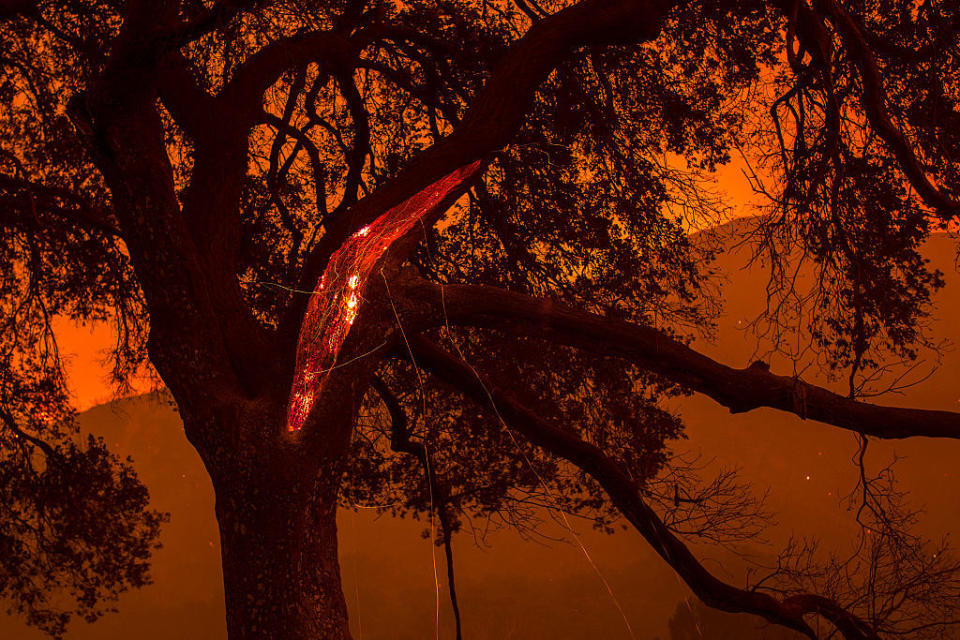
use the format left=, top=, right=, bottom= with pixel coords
left=287, top=161, right=482, bottom=431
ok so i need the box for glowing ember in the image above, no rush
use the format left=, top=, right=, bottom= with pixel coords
left=287, top=161, right=482, bottom=431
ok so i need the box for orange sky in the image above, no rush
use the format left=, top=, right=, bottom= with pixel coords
left=53, top=318, right=129, bottom=410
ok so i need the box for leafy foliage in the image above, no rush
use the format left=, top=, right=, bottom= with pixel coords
left=0, top=432, right=166, bottom=638
left=1, top=0, right=959, bottom=636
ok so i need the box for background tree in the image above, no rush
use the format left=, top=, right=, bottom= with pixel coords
left=1, top=0, right=960, bottom=639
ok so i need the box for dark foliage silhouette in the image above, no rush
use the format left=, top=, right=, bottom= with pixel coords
left=1, top=0, right=960, bottom=638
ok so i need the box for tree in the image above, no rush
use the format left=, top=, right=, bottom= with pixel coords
left=1, top=0, right=959, bottom=638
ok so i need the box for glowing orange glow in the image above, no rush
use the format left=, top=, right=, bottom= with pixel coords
left=31, top=407, right=57, bottom=425
left=287, top=162, right=482, bottom=431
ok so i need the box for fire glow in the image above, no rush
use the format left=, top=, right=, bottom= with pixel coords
left=287, top=161, right=482, bottom=431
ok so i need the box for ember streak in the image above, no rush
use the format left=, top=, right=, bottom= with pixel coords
left=287, top=162, right=482, bottom=431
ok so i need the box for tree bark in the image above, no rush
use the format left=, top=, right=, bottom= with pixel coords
left=210, top=435, right=353, bottom=640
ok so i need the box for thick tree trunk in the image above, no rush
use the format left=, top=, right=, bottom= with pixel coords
left=185, top=398, right=356, bottom=640
left=78, top=10, right=359, bottom=636
left=212, top=456, right=352, bottom=640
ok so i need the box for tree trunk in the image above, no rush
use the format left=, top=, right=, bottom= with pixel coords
left=210, top=442, right=352, bottom=640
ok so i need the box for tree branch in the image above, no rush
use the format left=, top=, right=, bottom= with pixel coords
left=218, top=30, right=360, bottom=127
left=156, top=51, right=219, bottom=138
left=0, top=174, right=121, bottom=237
left=327, top=70, right=371, bottom=220
left=399, top=278, right=960, bottom=440
left=817, top=0, right=960, bottom=216
left=0, top=406, right=56, bottom=459
left=370, top=375, right=464, bottom=640
left=76, top=4, right=255, bottom=434
left=407, top=335, right=880, bottom=639
left=173, top=0, right=271, bottom=46
left=290, top=0, right=687, bottom=328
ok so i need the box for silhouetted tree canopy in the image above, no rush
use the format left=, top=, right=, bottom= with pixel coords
left=1, top=0, right=959, bottom=638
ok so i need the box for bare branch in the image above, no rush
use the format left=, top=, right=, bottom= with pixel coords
left=399, top=278, right=960, bottom=440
